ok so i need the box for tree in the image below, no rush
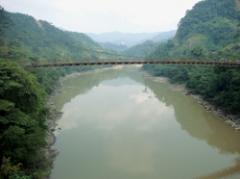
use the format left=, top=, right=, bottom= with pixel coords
left=0, top=62, right=47, bottom=178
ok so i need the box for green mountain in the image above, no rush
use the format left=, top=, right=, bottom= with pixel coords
left=144, top=0, right=240, bottom=115
left=0, top=12, right=111, bottom=64
left=149, top=0, right=240, bottom=60
left=176, top=0, right=240, bottom=44
left=0, top=10, right=120, bottom=94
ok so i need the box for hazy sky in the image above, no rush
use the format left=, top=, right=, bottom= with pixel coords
left=1, top=0, right=201, bottom=33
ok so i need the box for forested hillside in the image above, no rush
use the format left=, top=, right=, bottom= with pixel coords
left=0, top=9, right=119, bottom=93
left=148, top=0, right=240, bottom=59
left=0, top=62, right=48, bottom=179
left=0, top=12, right=109, bottom=65
left=144, top=0, right=240, bottom=115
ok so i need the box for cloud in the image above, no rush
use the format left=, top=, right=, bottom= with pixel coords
left=1, top=0, right=201, bottom=33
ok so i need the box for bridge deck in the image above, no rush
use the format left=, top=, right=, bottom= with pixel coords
left=28, top=60, right=240, bottom=68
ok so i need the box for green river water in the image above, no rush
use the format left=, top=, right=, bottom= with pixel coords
left=50, top=67, right=240, bottom=179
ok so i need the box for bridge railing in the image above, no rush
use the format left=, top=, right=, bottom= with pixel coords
left=27, top=60, right=240, bottom=68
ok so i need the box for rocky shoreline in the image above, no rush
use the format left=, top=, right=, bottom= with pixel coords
left=44, top=100, right=62, bottom=179
left=189, top=93, right=240, bottom=131
left=43, top=78, right=65, bottom=179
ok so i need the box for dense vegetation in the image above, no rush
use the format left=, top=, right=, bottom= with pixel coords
left=0, top=62, right=48, bottom=178
left=0, top=12, right=107, bottom=64
left=0, top=7, right=113, bottom=178
left=144, top=0, right=240, bottom=115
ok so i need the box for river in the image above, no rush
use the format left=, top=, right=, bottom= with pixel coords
left=50, top=67, right=240, bottom=179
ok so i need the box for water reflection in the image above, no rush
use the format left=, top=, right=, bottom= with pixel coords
left=53, top=67, right=141, bottom=110
left=145, top=79, right=240, bottom=155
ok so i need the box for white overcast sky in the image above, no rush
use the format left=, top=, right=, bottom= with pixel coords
left=1, top=0, right=201, bottom=33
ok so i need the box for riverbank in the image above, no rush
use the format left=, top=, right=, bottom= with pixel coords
left=145, top=74, right=240, bottom=131
left=44, top=92, right=63, bottom=179
left=190, top=94, right=240, bottom=131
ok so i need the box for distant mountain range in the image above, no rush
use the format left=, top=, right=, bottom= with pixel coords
left=88, top=31, right=176, bottom=48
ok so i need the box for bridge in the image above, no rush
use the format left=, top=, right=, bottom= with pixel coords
left=28, top=60, right=240, bottom=68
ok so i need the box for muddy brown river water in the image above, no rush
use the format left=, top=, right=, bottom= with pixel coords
left=50, top=67, right=240, bottom=179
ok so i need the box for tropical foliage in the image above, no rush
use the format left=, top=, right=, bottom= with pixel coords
left=0, top=62, right=48, bottom=178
